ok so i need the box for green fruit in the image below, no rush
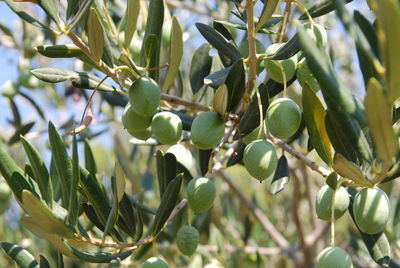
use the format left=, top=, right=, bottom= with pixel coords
left=151, top=112, right=182, bottom=144
left=130, top=127, right=152, bottom=141
left=2, top=80, right=19, bottom=98
left=122, top=104, right=152, bottom=134
left=296, top=58, right=320, bottom=92
left=315, top=185, right=349, bottom=221
left=316, top=246, right=353, bottom=268
left=303, top=22, right=327, bottom=48
left=19, top=72, right=40, bottom=89
left=238, top=39, right=265, bottom=74
left=176, top=225, right=200, bottom=256
left=267, top=98, right=301, bottom=139
left=0, top=182, right=11, bottom=201
left=128, top=77, right=161, bottom=116
left=353, top=187, right=390, bottom=234
left=187, top=177, right=216, bottom=214
left=191, top=112, right=225, bottom=150
left=243, top=140, right=277, bottom=181
left=140, top=257, right=169, bottom=268
left=264, top=43, right=298, bottom=84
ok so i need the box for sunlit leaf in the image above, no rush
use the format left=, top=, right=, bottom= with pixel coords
left=332, top=154, right=372, bottom=187
left=270, top=155, right=290, bottom=195
left=125, top=0, right=140, bottom=48
left=213, top=84, right=228, bottom=116
left=87, top=8, right=104, bottom=64
left=190, top=43, right=212, bottom=94
left=255, top=0, right=279, bottom=33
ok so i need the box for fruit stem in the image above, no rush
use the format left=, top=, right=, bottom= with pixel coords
left=292, top=1, right=314, bottom=24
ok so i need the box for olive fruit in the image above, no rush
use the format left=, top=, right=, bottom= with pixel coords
left=243, top=140, right=277, bottom=181
left=130, top=127, right=152, bottom=141
left=315, top=185, right=349, bottom=221
left=296, top=58, right=320, bottom=92
left=176, top=225, right=200, bottom=256
left=128, top=77, right=161, bottom=116
left=191, top=112, right=225, bottom=150
left=140, top=257, right=169, bottom=268
left=151, top=111, right=182, bottom=144
left=264, top=43, right=298, bottom=84
left=353, top=187, right=390, bottom=234
left=0, top=181, right=11, bottom=201
left=187, top=177, right=216, bottom=214
left=122, top=104, right=152, bottom=133
left=267, top=98, right=301, bottom=139
left=316, top=246, right=353, bottom=268
left=303, top=22, right=327, bottom=48
left=238, top=39, right=265, bottom=74
left=2, top=80, right=18, bottom=98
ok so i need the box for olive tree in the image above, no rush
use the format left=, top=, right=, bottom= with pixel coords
left=0, top=0, right=399, bottom=267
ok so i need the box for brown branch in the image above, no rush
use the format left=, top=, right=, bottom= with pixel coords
left=268, top=135, right=331, bottom=177
left=161, top=93, right=211, bottom=111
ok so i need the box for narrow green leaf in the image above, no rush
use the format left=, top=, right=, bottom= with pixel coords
left=38, top=0, right=60, bottom=25
left=84, top=139, right=97, bottom=175
left=20, top=190, right=74, bottom=238
left=31, top=68, right=78, bottom=83
left=226, top=59, right=245, bottom=112
left=63, top=241, right=133, bottom=263
left=1, top=242, right=39, bottom=268
left=0, top=145, right=34, bottom=201
left=353, top=11, right=378, bottom=58
left=302, top=85, right=333, bottom=165
left=103, top=177, right=119, bottom=240
left=374, top=0, right=400, bottom=103
left=195, top=23, right=241, bottom=63
left=143, top=34, right=158, bottom=65
left=48, top=121, right=72, bottom=207
left=67, top=133, right=79, bottom=226
left=68, top=0, right=95, bottom=30
left=298, top=0, right=353, bottom=20
left=114, top=162, right=126, bottom=203
left=151, top=174, right=182, bottom=235
left=270, top=34, right=300, bottom=60
left=118, top=194, right=136, bottom=238
left=255, top=0, right=279, bottom=32
left=214, top=20, right=273, bottom=34
left=21, top=136, right=53, bottom=207
left=199, top=149, right=212, bottom=176
left=204, top=66, right=232, bottom=89
left=332, top=154, right=372, bottom=187
left=270, top=155, right=290, bottom=195
left=365, top=78, right=398, bottom=162
left=71, top=72, right=117, bottom=92
left=87, top=8, right=104, bottom=64
left=156, top=151, right=177, bottom=199
left=36, top=44, right=84, bottom=58
left=140, top=0, right=164, bottom=82
left=8, top=122, right=35, bottom=145
left=162, top=16, right=183, bottom=93
left=4, top=0, right=51, bottom=30
left=125, top=0, right=140, bottom=48
left=190, top=43, right=212, bottom=94
left=66, top=0, right=80, bottom=19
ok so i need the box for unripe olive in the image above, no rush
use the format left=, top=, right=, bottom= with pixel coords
left=296, top=58, right=320, bottom=92
left=267, top=98, right=301, bottom=139
left=19, top=72, right=40, bottom=89
left=191, top=112, right=225, bottom=150
left=315, top=185, right=349, bottom=221
left=353, top=187, right=390, bottom=234
left=122, top=104, right=152, bottom=133
left=151, top=112, right=182, bottom=145
left=176, top=225, right=200, bottom=256
left=140, top=257, right=169, bottom=268
left=130, top=127, right=152, bottom=141
left=303, top=22, right=328, bottom=48
left=0, top=181, right=11, bottom=201
left=316, top=246, right=353, bottom=268
left=128, top=77, right=161, bottom=116
left=243, top=140, right=277, bottom=181
left=2, top=80, right=19, bottom=98
left=264, top=43, right=298, bottom=84
left=187, top=177, right=216, bottom=214
left=238, top=39, right=265, bottom=74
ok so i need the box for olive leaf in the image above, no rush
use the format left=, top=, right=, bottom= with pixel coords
left=4, top=0, right=51, bottom=30
left=36, top=44, right=84, bottom=58
left=255, top=0, right=280, bottom=32
left=1, top=242, right=39, bottom=268
left=156, top=151, right=177, bottom=199
left=87, top=8, right=104, bottom=64
left=270, top=155, right=290, bottom=195
left=190, top=43, right=213, bottom=94
left=67, top=133, right=80, bottom=226
left=37, top=0, right=61, bottom=25
left=226, top=59, right=245, bottom=112
left=298, top=0, right=353, bottom=20
left=125, top=0, right=140, bottom=48
left=332, top=154, right=372, bottom=187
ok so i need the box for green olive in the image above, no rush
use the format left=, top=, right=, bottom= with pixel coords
left=191, top=112, right=225, bottom=150
left=128, top=77, right=161, bottom=116
left=243, top=140, right=277, bottom=181
left=315, top=185, right=349, bottom=221
left=316, top=246, right=353, bottom=268
left=129, top=127, right=153, bottom=141
left=264, top=43, right=298, bottom=84
left=267, top=98, right=301, bottom=139
left=140, top=257, right=169, bottom=268
left=303, top=22, right=327, bottom=48
left=176, top=225, right=200, bottom=256
left=151, top=111, right=182, bottom=144
left=187, top=177, right=216, bottom=214
left=353, top=187, right=390, bottom=234
left=122, top=104, right=152, bottom=133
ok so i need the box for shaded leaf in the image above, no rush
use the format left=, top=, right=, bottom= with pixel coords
left=39, top=255, right=50, bottom=268
left=162, top=16, right=183, bottom=93
left=298, top=0, right=353, bottom=20
left=67, top=134, right=80, bottom=226
left=255, top=0, right=280, bottom=33
left=151, top=174, right=182, bottom=235
left=204, top=66, right=232, bottom=89
left=156, top=151, right=177, bottom=199
left=125, top=0, right=140, bottom=48
left=84, top=138, right=97, bottom=175
left=332, top=154, right=372, bottom=187
left=87, top=8, right=104, bottom=64
left=302, top=85, right=333, bottom=165
left=143, top=34, right=158, bottom=65
left=103, top=176, right=120, bottom=240
left=1, top=242, right=39, bottom=268
left=8, top=122, right=35, bottom=145
left=326, top=172, right=338, bottom=190
left=270, top=155, right=290, bottom=194
left=118, top=194, right=136, bottom=238
left=190, top=43, right=212, bottom=94
left=365, top=78, right=398, bottom=162
left=199, top=149, right=212, bottom=176
left=63, top=242, right=132, bottom=263
left=4, top=0, right=51, bottom=30
left=38, top=0, right=60, bottom=25
left=68, top=0, right=95, bottom=30
left=226, top=59, right=245, bottom=112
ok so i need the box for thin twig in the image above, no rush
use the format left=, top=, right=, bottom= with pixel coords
left=161, top=93, right=211, bottom=111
